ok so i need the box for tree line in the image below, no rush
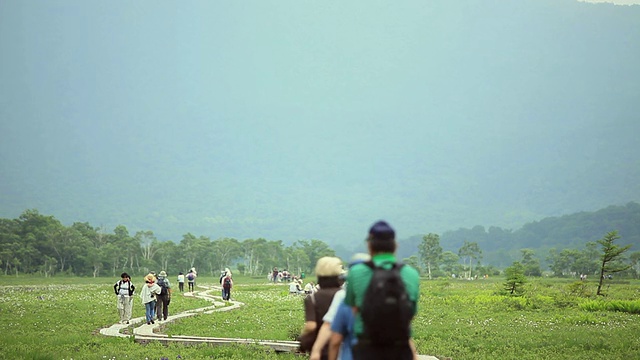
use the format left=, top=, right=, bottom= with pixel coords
left=415, top=231, right=639, bottom=280
left=0, top=209, right=335, bottom=278
left=3, top=208, right=638, bottom=280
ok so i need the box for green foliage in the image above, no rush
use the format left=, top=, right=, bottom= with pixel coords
left=440, top=251, right=461, bottom=275
left=503, top=261, right=527, bottom=295
left=402, top=255, right=423, bottom=275
left=419, top=233, right=443, bottom=279
left=579, top=299, right=640, bottom=314
left=597, top=231, right=633, bottom=296
left=567, top=281, right=592, bottom=297
left=520, top=249, right=542, bottom=276
left=415, top=278, right=640, bottom=359
left=0, top=210, right=334, bottom=278
left=458, top=241, right=482, bottom=279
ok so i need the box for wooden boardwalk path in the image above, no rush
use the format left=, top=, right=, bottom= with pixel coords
left=99, top=285, right=440, bottom=359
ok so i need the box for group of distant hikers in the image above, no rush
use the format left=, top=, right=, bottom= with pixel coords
left=112, top=220, right=420, bottom=360
left=113, top=266, right=234, bottom=326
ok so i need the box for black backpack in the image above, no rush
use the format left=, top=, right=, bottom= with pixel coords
left=157, top=278, right=169, bottom=296
left=223, top=277, right=232, bottom=289
left=360, top=261, right=413, bottom=346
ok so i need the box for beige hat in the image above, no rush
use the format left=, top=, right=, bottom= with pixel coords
left=159, top=270, right=167, bottom=277
left=315, top=256, right=344, bottom=277
left=350, top=253, right=371, bottom=265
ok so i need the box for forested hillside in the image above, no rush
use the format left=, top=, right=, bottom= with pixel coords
left=2, top=202, right=638, bottom=277
left=0, top=209, right=335, bottom=278
left=397, top=202, right=640, bottom=267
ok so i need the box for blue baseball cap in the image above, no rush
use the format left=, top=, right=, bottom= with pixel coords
left=368, top=220, right=395, bottom=241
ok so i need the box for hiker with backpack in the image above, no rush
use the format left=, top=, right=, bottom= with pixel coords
left=310, top=253, right=370, bottom=360
left=155, top=270, right=172, bottom=322
left=344, top=221, right=420, bottom=360
left=220, top=268, right=233, bottom=300
left=113, top=272, right=135, bottom=324
left=298, top=256, right=344, bottom=360
left=186, top=269, right=197, bottom=292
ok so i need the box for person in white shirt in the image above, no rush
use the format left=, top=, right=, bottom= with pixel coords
left=290, top=280, right=303, bottom=294
left=140, top=274, right=161, bottom=325
left=304, top=281, right=315, bottom=294
left=177, top=272, right=185, bottom=292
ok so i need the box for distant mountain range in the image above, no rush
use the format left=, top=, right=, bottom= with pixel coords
left=393, top=202, right=640, bottom=267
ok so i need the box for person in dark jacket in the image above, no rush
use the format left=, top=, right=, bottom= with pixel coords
left=300, top=256, right=344, bottom=360
left=114, top=272, right=135, bottom=324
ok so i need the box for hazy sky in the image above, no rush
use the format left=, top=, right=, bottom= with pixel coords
left=1, top=1, right=639, bottom=245
left=581, top=0, right=640, bottom=4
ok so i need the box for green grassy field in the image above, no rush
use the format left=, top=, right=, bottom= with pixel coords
left=1, top=275, right=639, bottom=359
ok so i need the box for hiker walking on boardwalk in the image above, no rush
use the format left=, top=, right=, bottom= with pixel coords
left=113, top=272, right=135, bottom=324
left=177, top=272, right=185, bottom=292
left=298, top=256, right=344, bottom=360
left=345, top=221, right=420, bottom=360
left=310, top=253, right=370, bottom=360
left=221, top=268, right=233, bottom=300
left=155, top=270, right=172, bottom=321
left=186, top=269, right=197, bottom=292
left=140, top=274, right=161, bottom=325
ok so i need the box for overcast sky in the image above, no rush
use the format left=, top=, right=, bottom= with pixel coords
left=1, top=1, right=639, bottom=245
left=581, top=0, right=640, bottom=4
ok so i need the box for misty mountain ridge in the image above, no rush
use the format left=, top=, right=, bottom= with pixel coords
left=394, top=202, right=640, bottom=267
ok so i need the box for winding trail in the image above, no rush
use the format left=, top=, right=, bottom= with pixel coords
left=99, top=285, right=439, bottom=359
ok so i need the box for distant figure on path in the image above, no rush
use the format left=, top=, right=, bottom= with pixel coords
left=186, top=269, right=197, bottom=292
left=155, top=270, right=172, bottom=321
left=177, top=272, right=185, bottom=292
left=113, top=272, right=135, bottom=324
left=222, top=268, right=233, bottom=300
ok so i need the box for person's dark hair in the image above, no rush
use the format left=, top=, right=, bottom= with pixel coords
left=367, top=220, right=396, bottom=253
left=317, top=276, right=341, bottom=289
left=120, top=272, right=129, bottom=279
left=368, top=236, right=396, bottom=253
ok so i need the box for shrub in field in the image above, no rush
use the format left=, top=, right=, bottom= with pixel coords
left=501, top=295, right=528, bottom=310
left=503, top=261, right=527, bottom=295
left=524, top=294, right=555, bottom=310
left=567, top=280, right=592, bottom=297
